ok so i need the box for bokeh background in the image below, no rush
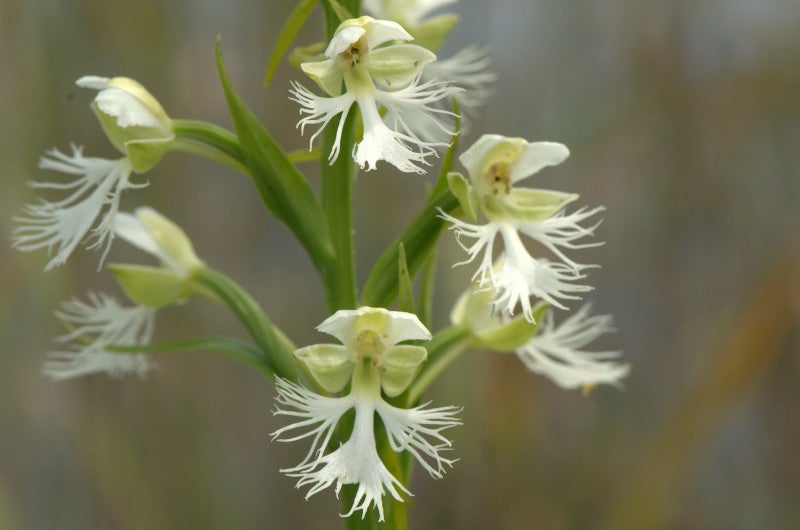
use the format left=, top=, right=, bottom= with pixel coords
left=2, top=1, right=799, bottom=528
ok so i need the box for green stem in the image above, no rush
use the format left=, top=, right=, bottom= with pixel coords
left=109, top=336, right=275, bottom=380
left=172, top=119, right=249, bottom=175
left=320, top=107, right=358, bottom=312
left=407, top=325, right=471, bottom=405
left=191, top=267, right=301, bottom=382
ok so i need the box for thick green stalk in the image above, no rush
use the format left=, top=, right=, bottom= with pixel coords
left=172, top=119, right=248, bottom=174
left=110, top=336, right=275, bottom=380
left=320, top=107, right=358, bottom=312
left=319, top=2, right=380, bottom=527
left=191, top=267, right=301, bottom=382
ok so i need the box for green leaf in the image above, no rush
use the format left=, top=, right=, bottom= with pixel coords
left=397, top=243, right=415, bottom=314
left=431, top=97, right=461, bottom=195
left=215, top=39, right=334, bottom=272
left=361, top=186, right=458, bottom=309
left=417, top=251, right=436, bottom=330
left=322, top=0, right=353, bottom=30
left=264, top=0, right=319, bottom=88
left=361, top=104, right=461, bottom=309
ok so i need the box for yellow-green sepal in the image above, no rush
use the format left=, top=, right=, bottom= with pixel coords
left=397, top=243, right=416, bottom=314
left=472, top=303, right=547, bottom=351
left=294, top=344, right=354, bottom=393
left=109, top=264, right=189, bottom=308
left=451, top=284, right=547, bottom=351
left=364, top=44, right=436, bottom=89
left=447, top=171, right=477, bottom=220
left=380, top=345, right=427, bottom=397
left=124, top=136, right=175, bottom=173
left=300, top=59, right=344, bottom=96
left=410, top=14, right=459, bottom=52
left=485, top=188, right=578, bottom=222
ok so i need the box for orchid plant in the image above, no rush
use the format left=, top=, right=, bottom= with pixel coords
left=14, top=0, right=628, bottom=527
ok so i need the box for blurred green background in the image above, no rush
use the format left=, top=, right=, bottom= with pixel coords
left=2, top=1, right=799, bottom=528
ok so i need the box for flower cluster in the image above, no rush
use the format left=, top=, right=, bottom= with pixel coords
left=15, top=1, right=629, bottom=525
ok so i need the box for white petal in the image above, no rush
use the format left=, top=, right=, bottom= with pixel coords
left=459, top=134, right=526, bottom=180
left=516, top=306, right=629, bottom=389
left=440, top=211, right=499, bottom=284
left=113, top=211, right=163, bottom=259
left=376, top=399, right=460, bottom=478
left=316, top=307, right=431, bottom=347
left=75, top=75, right=110, bottom=90
left=326, top=24, right=366, bottom=57
left=421, top=45, right=496, bottom=127
left=354, top=90, right=436, bottom=173
left=383, top=312, right=432, bottom=343
left=44, top=293, right=157, bottom=380
left=94, top=86, right=164, bottom=129
left=516, top=206, right=605, bottom=271
left=273, top=382, right=407, bottom=521
left=377, top=78, right=460, bottom=144
left=12, top=147, right=140, bottom=270
left=272, top=379, right=355, bottom=465
left=363, top=18, right=413, bottom=49
left=494, top=225, right=592, bottom=319
left=508, top=141, right=570, bottom=184
left=290, top=81, right=356, bottom=163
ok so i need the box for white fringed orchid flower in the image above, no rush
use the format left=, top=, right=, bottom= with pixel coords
left=363, top=1, right=494, bottom=129
left=13, top=77, right=173, bottom=270
left=442, top=134, right=603, bottom=321
left=44, top=208, right=202, bottom=380
left=291, top=16, right=460, bottom=174
left=272, top=307, right=460, bottom=521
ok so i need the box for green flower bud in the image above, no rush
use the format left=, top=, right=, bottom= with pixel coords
left=77, top=76, right=174, bottom=172
left=109, top=207, right=203, bottom=308
left=451, top=283, right=546, bottom=351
